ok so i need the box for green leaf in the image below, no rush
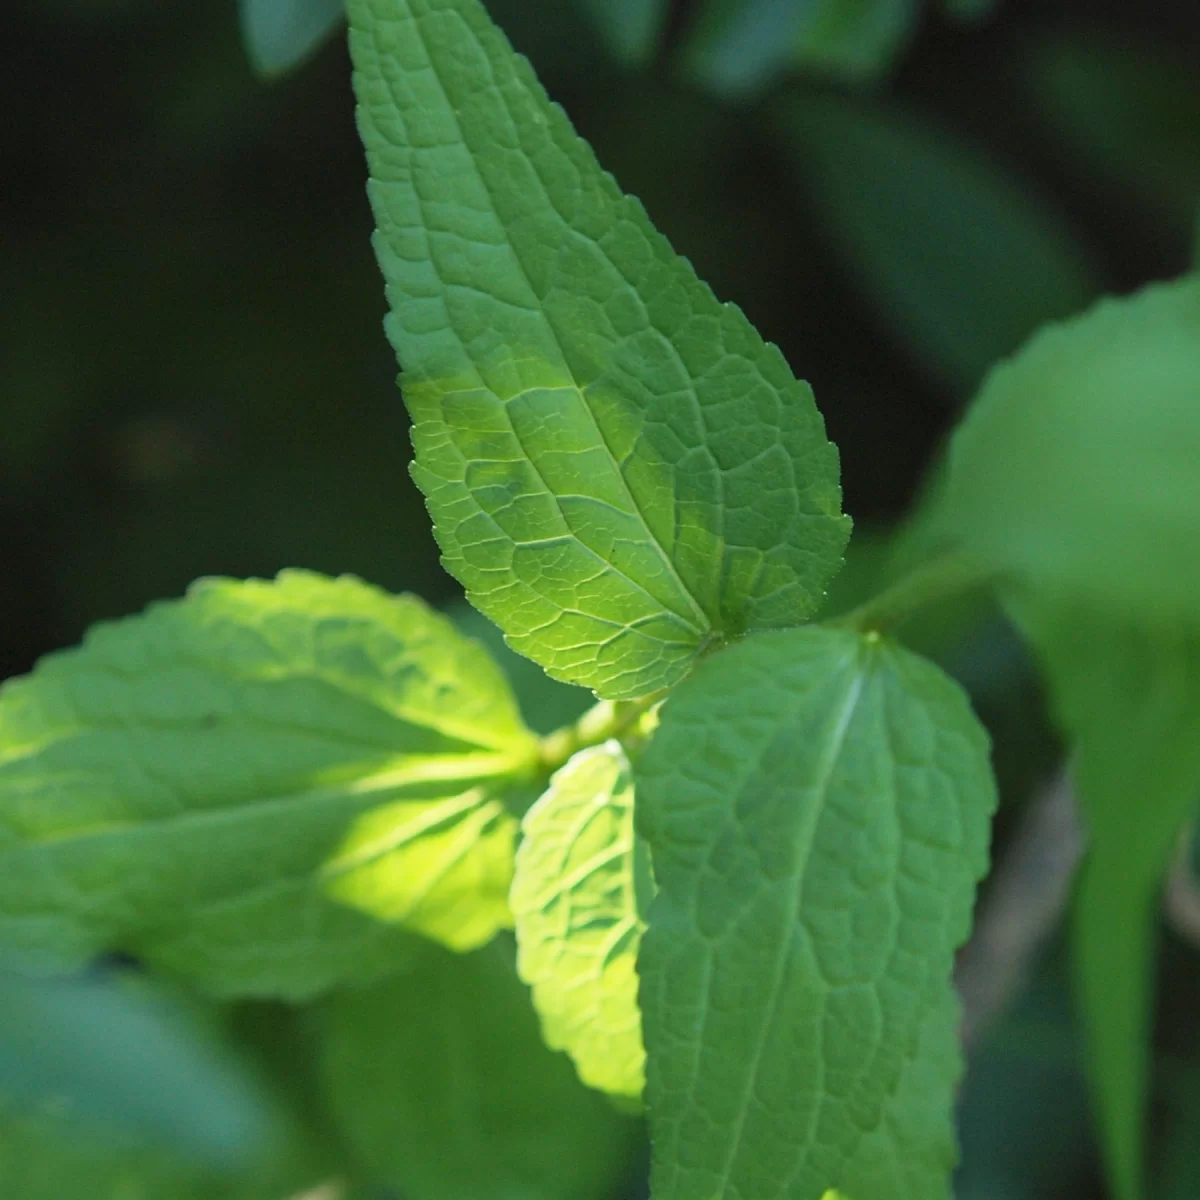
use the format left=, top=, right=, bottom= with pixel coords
left=938, top=0, right=997, bottom=23
left=684, top=0, right=918, bottom=98
left=1011, top=603, right=1200, bottom=1200
left=773, top=94, right=1100, bottom=396
left=511, top=741, right=650, bottom=1101
left=239, top=0, right=345, bottom=76
left=348, top=0, right=850, bottom=701
left=933, top=277, right=1200, bottom=621
left=0, top=570, right=538, bottom=998
left=321, top=939, right=639, bottom=1200
left=1026, top=33, right=1200, bottom=238
left=577, top=0, right=667, bottom=66
left=636, top=626, right=995, bottom=1200
left=0, top=967, right=268, bottom=1166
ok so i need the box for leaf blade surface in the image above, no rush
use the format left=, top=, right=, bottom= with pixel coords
left=636, top=626, right=994, bottom=1200
left=511, top=740, right=650, bottom=1100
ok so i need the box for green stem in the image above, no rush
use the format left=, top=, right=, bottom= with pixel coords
left=538, top=689, right=665, bottom=775
left=828, top=552, right=995, bottom=635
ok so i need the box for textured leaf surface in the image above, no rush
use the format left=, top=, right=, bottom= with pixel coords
left=239, top=0, right=345, bottom=75
left=637, top=626, right=995, bottom=1200
left=0, top=571, right=538, bottom=998
left=577, top=0, right=667, bottom=65
left=511, top=741, right=650, bottom=1100
left=933, top=277, right=1200, bottom=621
left=685, top=0, right=918, bottom=97
left=774, top=94, right=1099, bottom=395
left=1014, top=603, right=1200, bottom=1200
left=321, top=940, right=638, bottom=1200
left=349, top=0, right=849, bottom=700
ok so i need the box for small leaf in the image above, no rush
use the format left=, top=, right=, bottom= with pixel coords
left=773, top=93, right=1100, bottom=395
left=320, top=939, right=639, bottom=1200
left=511, top=741, right=650, bottom=1101
left=684, top=0, right=919, bottom=98
left=636, top=626, right=995, bottom=1200
left=349, top=0, right=850, bottom=701
left=0, top=571, right=539, bottom=998
left=239, top=0, right=345, bottom=77
left=933, top=277, right=1200, bottom=621
left=576, top=0, right=668, bottom=66
left=1012, top=602, right=1200, bottom=1200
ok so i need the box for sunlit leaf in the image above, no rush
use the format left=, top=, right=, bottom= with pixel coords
left=0, top=571, right=538, bottom=997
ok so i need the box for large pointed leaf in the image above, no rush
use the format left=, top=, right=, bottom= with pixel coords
left=320, top=940, right=638, bottom=1200
left=349, top=0, right=849, bottom=700
left=1014, top=603, right=1200, bottom=1200
left=511, top=740, right=650, bottom=1101
left=0, top=571, right=538, bottom=998
left=637, top=626, right=994, bottom=1200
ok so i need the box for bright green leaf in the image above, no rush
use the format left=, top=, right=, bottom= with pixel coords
left=1012, top=603, right=1200, bottom=1200
left=511, top=741, right=650, bottom=1101
left=684, top=0, right=918, bottom=98
left=0, top=570, right=538, bottom=998
left=0, top=966, right=268, bottom=1166
left=348, top=0, right=850, bottom=701
left=321, top=939, right=639, bottom=1200
left=636, top=626, right=995, bottom=1200
left=933, top=277, right=1200, bottom=621
left=577, top=0, right=667, bottom=66
left=773, top=94, right=1100, bottom=396
left=239, top=0, right=345, bottom=76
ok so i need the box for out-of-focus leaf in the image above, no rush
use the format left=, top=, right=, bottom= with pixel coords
left=774, top=93, right=1100, bottom=396
left=685, top=0, right=918, bottom=97
left=321, top=940, right=639, bottom=1200
left=1011, top=604, right=1200, bottom=1200
left=938, top=0, right=997, bottom=23
left=577, top=0, right=667, bottom=65
left=239, top=0, right=344, bottom=77
left=0, top=967, right=267, bottom=1166
left=1026, top=34, right=1200, bottom=237
left=932, top=277, right=1200, bottom=623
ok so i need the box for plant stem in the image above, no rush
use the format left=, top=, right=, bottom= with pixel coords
left=538, top=689, right=665, bottom=775
left=828, top=552, right=995, bottom=635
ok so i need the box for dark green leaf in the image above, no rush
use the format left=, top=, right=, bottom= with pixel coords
left=321, top=939, right=639, bottom=1200
left=773, top=94, right=1100, bottom=396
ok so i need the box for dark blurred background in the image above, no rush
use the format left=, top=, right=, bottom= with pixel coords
left=3, top=1, right=1200, bottom=1196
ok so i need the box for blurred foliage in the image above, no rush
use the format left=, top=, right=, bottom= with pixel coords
left=2, top=0, right=1200, bottom=1197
